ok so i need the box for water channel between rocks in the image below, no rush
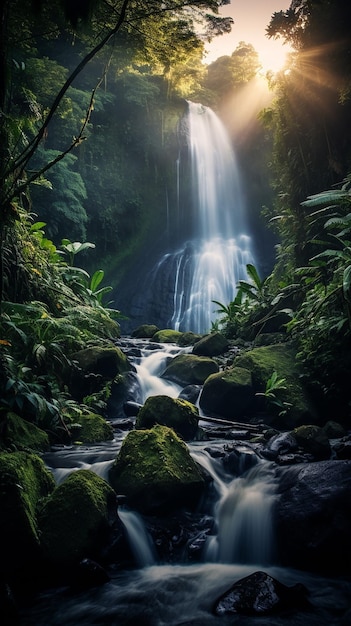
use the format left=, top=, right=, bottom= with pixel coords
left=21, top=338, right=351, bottom=626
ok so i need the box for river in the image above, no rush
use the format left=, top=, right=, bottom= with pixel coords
left=19, top=338, right=351, bottom=625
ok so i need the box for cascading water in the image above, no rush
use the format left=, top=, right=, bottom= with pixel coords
left=25, top=339, right=351, bottom=625
left=151, top=101, right=256, bottom=334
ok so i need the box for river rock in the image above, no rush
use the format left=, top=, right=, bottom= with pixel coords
left=0, top=451, right=56, bottom=577
left=162, top=352, right=219, bottom=386
left=132, top=324, right=160, bottom=338
left=192, top=332, right=229, bottom=356
left=293, top=424, right=331, bottom=460
left=199, top=366, right=255, bottom=420
left=213, top=570, right=309, bottom=615
left=275, top=459, right=351, bottom=573
left=135, top=394, right=199, bottom=440
left=152, top=329, right=183, bottom=343
left=39, top=469, right=117, bottom=568
left=71, top=345, right=132, bottom=378
left=108, top=425, right=205, bottom=514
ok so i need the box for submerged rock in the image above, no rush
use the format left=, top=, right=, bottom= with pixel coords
left=213, top=570, right=309, bottom=615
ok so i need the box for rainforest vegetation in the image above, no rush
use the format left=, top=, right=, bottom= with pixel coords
left=1, top=0, right=351, bottom=447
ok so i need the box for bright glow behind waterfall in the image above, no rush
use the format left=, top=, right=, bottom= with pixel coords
left=167, top=101, right=255, bottom=334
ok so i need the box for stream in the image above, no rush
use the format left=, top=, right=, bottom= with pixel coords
left=20, top=338, right=351, bottom=625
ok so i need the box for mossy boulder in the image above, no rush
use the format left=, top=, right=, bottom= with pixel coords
left=72, top=413, right=114, bottom=444
left=0, top=452, right=55, bottom=575
left=132, top=324, right=160, bottom=338
left=233, top=343, right=318, bottom=428
left=71, top=345, right=131, bottom=378
left=152, top=329, right=183, bottom=343
left=1, top=412, right=50, bottom=452
left=293, top=425, right=331, bottom=460
left=135, top=394, right=199, bottom=441
left=39, top=469, right=116, bottom=567
left=108, top=425, right=205, bottom=513
left=162, top=353, right=219, bottom=386
left=199, top=367, right=254, bottom=420
left=192, top=332, right=229, bottom=356
left=177, top=331, right=202, bottom=346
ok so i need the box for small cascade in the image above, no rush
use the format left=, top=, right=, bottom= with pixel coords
left=210, top=463, right=276, bottom=566
left=118, top=507, right=156, bottom=568
left=133, top=341, right=189, bottom=402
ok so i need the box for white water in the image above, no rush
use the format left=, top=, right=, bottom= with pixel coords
left=153, top=101, right=256, bottom=334
left=34, top=338, right=351, bottom=626
left=118, top=507, right=156, bottom=567
left=133, top=341, right=189, bottom=402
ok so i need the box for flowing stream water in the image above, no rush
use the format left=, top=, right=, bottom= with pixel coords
left=20, top=340, right=351, bottom=625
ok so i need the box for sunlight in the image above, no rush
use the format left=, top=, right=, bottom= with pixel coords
left=258, top=38, right=292, bottom=75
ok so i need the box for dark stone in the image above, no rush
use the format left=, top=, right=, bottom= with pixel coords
left=261, top=432, right=298, bottom=460
left=178, top=384, right=202, bottom=404
left=213, top=570, right=310, bottom=615
left=275, top=460, right=351, bottom=573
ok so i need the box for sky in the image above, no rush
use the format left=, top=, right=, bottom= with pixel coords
left=203, top=0, right=292, bottom=71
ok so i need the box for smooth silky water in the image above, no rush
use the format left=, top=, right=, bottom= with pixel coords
left=148, top=101, right=255, bottom=334
left=21, top=340, right=351, bottom=625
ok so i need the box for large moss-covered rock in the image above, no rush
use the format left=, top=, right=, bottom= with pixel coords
left=108, top=425, right=205, bottom=513
left=39, top=469, right=116, bottom=566
left=1, top=412, right=50, bottom=452
left=72, top=413, right=114, bottom=444
left=152, top=329, right=183, bottom=343
left=0, top=452, right=55, bottom=575
left=192, top=332, right=229, bottom=356
left=199, top=367, right=254, bottom=420
left=71, top=345, right=131, bottom=378
left=233, top=343, right=318, bottom=428
left=135, top=394, right=199, bottom=440
left=162, top=353, right=219, bottom=386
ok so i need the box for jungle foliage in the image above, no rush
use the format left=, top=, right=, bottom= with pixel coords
left=1, top=0, right=351, bottom=441
left=215, top=0, right=351, bottom=420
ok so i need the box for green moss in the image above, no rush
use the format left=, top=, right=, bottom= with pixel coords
left=109, top=425, right=204, bottom=513
left=1, top=412, right=50, bottom=452
left=0, top=452, right=55, bottom=570
left=39, top=469, right=116, bottom=565
left=73, top=413, right=114, bottom=443
left=162, top=353, right=219, bottom=385
left=234, top=344, right=298, bottom=388
left=135, top=394, right=199, bottom=440
left=152, top=329, right=183, bottom=343
left=71, top=345, right=131, bottom=377
left=234, top=343, right=318, bottom=425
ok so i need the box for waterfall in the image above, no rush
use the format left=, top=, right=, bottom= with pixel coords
left=148, top=101, right=256, bottom=334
